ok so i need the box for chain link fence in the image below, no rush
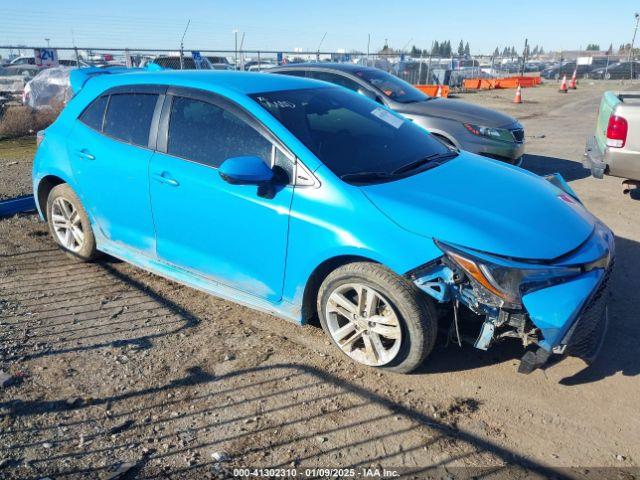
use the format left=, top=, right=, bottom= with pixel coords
left=0, top=44, right=635, bottom=134
left=0, top=45, right=552, bottom=91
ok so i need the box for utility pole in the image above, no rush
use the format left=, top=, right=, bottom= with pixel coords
left=45, top=38, right=50, bottom=48
left=367, top=33, right=371, bottom=66
left=629, top=13, right=640, bottom=80
left=239, top=31, right=245, bottom=70
left=234, top=30, right=238, bottom=70
left=179, top=19, right=190, bottom=70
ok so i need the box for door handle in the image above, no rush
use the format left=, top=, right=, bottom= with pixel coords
left=73, top=149, right=95, bottom=160
left=153, top=172, right=180, bottom=187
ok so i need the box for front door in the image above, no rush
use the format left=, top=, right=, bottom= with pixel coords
left=149, top=93, right=294, bottom=302
left=68, top=90, right=161, bottom=254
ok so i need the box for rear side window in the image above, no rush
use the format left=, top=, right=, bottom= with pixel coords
left=306, top=71, right=361, bottom=92
left=79, top=96, right=108, bottom=131
left=167, top=96, right=272, bottom=167
left=279, top=70, right=307, bottom=78
left=103, top=93, right=158, bottom=147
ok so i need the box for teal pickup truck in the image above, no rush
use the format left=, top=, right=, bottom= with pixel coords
left=584, top=91, right=640, bottom=195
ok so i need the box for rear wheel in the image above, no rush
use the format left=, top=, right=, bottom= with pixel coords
left=317, top=262, right=437, bottom=373
left=46, top=184, right=98, bottom=262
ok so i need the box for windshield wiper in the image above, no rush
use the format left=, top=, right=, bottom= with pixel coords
left=391, top=151, right=458, bottom=175
left=340, top=171, right=394, bottom=183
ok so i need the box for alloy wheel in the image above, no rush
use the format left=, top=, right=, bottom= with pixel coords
left=51, top=197, right=85, bottom=253
left=325, top=283, right=402, bottom=366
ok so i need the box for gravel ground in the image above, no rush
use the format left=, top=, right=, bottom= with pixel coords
left=1, top=79, right=639, bottom=479
left=0, top=136, right=34, bottom=201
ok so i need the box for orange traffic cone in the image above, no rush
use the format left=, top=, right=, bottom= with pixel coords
left=436, top=85, right=443, bottom=97
left=559, top=75, right=568, bottom=93
left=513, top=85, right=523, bottom=104
left=569, top=69, right=577, bottom=89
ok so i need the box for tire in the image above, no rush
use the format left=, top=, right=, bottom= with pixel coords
left=317, top=262, right=437, bottom=373
left=46, top=183, right=98, bottom=262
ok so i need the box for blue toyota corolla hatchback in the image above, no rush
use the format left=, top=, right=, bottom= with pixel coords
left=33, top=68, right=614, bottom=373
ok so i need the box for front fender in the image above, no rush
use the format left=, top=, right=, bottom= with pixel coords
left=282, top=168, right=442, bottom=308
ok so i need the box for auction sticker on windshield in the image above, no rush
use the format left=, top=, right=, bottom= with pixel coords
left=371, top=107, right=404, bottom=129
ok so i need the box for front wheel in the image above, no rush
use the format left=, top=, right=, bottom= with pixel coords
left=317, top=262, right=437, bottom=373
left=46, top=183, right=98, bottom=262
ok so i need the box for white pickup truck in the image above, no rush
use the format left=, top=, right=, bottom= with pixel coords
left=584, top=91, right=640, bottom=195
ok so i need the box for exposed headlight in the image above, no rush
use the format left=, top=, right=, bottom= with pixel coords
left=463, top=123, right=514, bottom=142
left=435, top=241, right=582, bottom=306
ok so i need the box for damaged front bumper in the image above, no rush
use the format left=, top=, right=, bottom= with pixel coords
left=409, top=217, right=615, bottom=374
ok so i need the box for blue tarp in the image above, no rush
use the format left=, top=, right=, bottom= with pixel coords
left=0, top=195, right=36, bottom=217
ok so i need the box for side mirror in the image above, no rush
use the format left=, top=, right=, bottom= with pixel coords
left=219, top=156, right=274, bottom=185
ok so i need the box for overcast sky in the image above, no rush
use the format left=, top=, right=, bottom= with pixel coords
left=1, top=1, right=637, bottom=54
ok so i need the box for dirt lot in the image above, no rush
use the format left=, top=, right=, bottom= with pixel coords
left=1, top=80, right=639, bottom=479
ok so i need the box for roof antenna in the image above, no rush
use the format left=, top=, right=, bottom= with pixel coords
left=179, top=19, right=191, bottom=70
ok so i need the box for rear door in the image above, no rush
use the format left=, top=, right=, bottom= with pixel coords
left=149, top=89, right=295, bottom=302
left=67, top=86, right=163, bottom=254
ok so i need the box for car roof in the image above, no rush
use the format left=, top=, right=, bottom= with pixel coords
left=83, top=69, right=330, bottom=95
left=271, top=62, right=378, bottom=74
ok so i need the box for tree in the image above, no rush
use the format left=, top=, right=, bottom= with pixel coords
left=410, top=45, right=421, bottom=56
left=464, top=42, right=470, bottom=56
left=444, top=40, right=452, bottom=57
left=586, top=43, right=600, bottom=51
left=607, top=43, right=613, bottom=55
left=493, top=46, right=500, bottom=57
left=457, top=40, right=464, bottom=56
left=430, top=41, right=438, bottom=56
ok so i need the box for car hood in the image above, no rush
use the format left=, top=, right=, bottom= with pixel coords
left=394, top=98, right=517, bottom=128
left=361, top=154, right=595, bottom=260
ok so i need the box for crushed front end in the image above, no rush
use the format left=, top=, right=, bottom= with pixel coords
left=408, top=220, right=614, bottom=374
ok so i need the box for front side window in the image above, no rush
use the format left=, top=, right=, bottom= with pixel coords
left=79, top=95, right=108, bottom=131
left=354, top=69, right=428, bottom=103
left=167, top=96, right=272, bottom=168
left=252, top=87, right=454, bottom=184
left=103, top=93, right=158, bottom=147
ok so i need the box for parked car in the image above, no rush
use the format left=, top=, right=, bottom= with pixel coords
left=8, top=56, right=36, bottom=66
left=542, top=58, right=612, bottom=80
left=206, top=56, right=233, bottom=70
left=584, top=90, right=640, bottom=195
left=589, top=62, right=640, bottom=80
left=541, top=62, right=588, bottom=80
left=142, top=55, right=214, bottom=70
left=0, top=62, right=39, bottom=78
left=33, top=68, right=613, bottom=374
left=270, top=63, right=525, bottom=164
left=244, top=60, right=276, bottom=72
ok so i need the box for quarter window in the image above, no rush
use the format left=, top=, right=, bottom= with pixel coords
left=167, top=96, right=272, bottom=168
left=103, top=93, right=158, bottom=147
left=79, top=95, right=108, bottom=131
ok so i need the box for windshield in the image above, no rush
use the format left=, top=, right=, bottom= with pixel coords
left=353, top=69, right=429, bottom=103
left=251, top=87, right=454, bottom=184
